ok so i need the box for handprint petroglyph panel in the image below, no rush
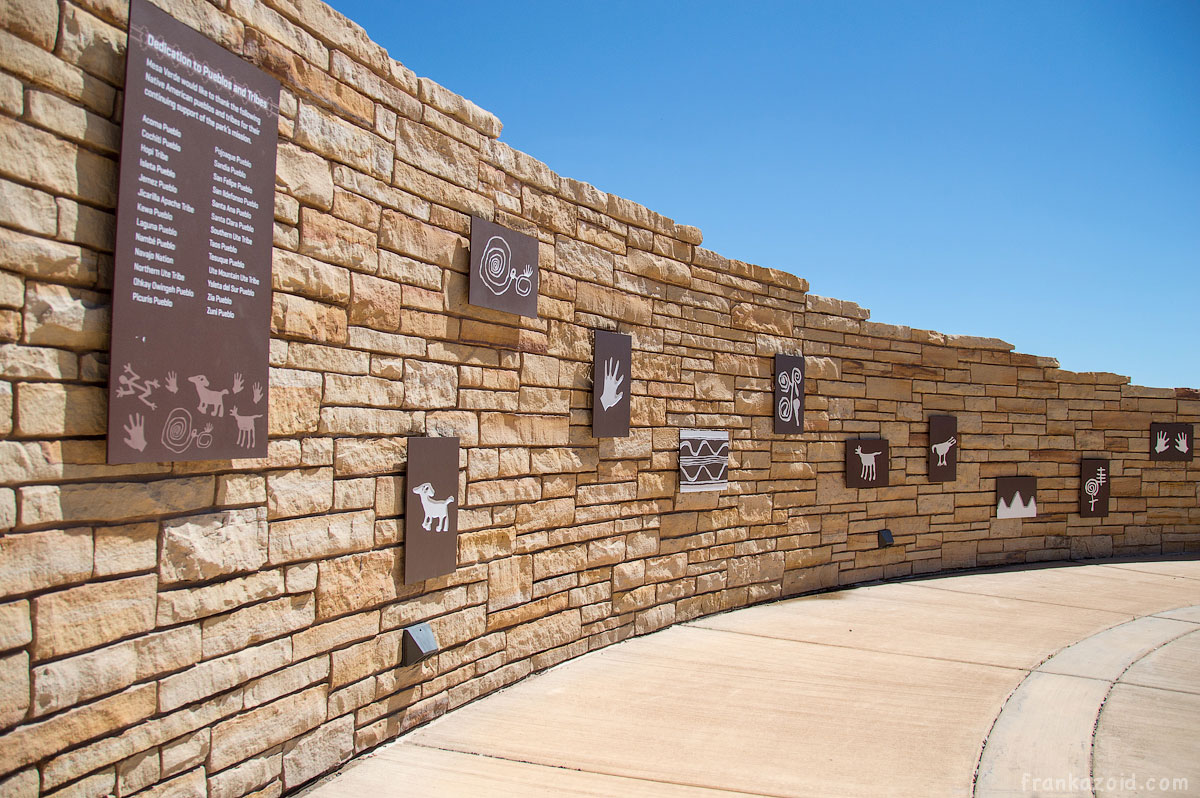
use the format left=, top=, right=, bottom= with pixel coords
left=593, top=330, right=632, bottom=438
left=1150, top=423, right=1193, bottom=462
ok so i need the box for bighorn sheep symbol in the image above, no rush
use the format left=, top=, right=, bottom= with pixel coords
left=188, top=375, right=227, bottom=417
left=855, top=446, right=881, bottom=482
left=412, top=482, right=454, bottom=532
left=931, top=436, right=957, bottom=467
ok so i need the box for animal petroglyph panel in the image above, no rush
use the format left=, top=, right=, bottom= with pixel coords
left=1149, top=423, right=1193, bottom=462
left=105, top=0, right=278, bottom=463
left=928, top=415, right=958, bottom=482
left=845, top=439, right=890, bottom=488
left=996, top=476, right=1038, bottom=519
left=468, top=217, right=539, bottom=317
left=593, top=329, right=632, bottom=438
left=405, top=436, right=460, bottom=585
left=1079, top=459, right=1110, bottom=518
left=773, top=353, right=806, bottom=434
left=679, top=430, right=729, bottom=493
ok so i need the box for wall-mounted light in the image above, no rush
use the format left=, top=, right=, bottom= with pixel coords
left=877, top=529, right=894, bottom=548
left=401, top=622, right=439, bottom=666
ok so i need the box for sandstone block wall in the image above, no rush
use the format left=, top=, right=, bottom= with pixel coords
left=1, top=0, right=1197, bottom=796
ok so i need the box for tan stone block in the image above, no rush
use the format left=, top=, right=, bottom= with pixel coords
left=33, top=574, right=156, bottom=660
left=318, top=406, right=422, bottom=437
left=57, top=2, right=124, bottom=84
left=271, top=292, right=348, bottom=346
left=15, top=381, right=104, bottom=437
left=23, top=281, right=109, bottom=349
left=267, top=367, right=322, bottom=437
left=207, top=751, right=280, bottom=798
left=130, top=767, right=204, bottom=798
left=160, top=508, right=267, bottom=586
left=612, top=560, right=645, bottom=591
left=0, top=768, right=39, bottom=798
left=157, top=638, right=290, bottom=716
left=294, top=103, right=390, bottom=181
left=506, top=610, right=581, bottom=660
left=0, top=24, right=115, bottom=113
left=731, top=302, right=793, bottom=335
left=298, top=208, right=377, bottom=273
left=290, top=612, right=379, bottom=662
left=522, top=186, right=575, bottom=235
left=91, top=522, right=154, bottom=577
left=0, top=487, right=13, bottom=532
left=315, top=549, right=400, bottom=619
left=280, top=715, right=353, bottom=789
left=0, top=117, right=115, bottom=207
left=0, top=651, right=29, bottom=728
left=402, top=359, right=458, bottom=408
left=161, top=729, right=209, bottom=779
left=156, top=570, right=284, bottom=627
left=332, top=436, right=407, bottom=477
left=216, top=473, right=267, bottom=507
left=575, top=281, right=652, bottom=325
left=487, top=556, right=532, bottom=612
left=347, top=272, right=402, bottom=332
left=27, top=89, right=119, bottom=154
left=244, top=655, right=328, bottom=712
left=0, top=527, right=92, bottom=598
left=0, top=600, right=31, bottom=651
left=209, top=685, right=327, bottom=772
left=202, top=594, right=314, bottom=659
left=268, top=509, right=374, bottom=565
left=419, top=77, right=502, bottom=139
left=478, top=413, right=569, bottom=446
left=322, top=374, right=403, bottom=410
left=272, top=249, right=350, bottom=306
left=0, top=0, right=59, bottom=48
left=0, top=178, right=56, bottom=236
left=629, top=248, right=690, bottom=287
left=394, top=117, right=478, bottom=190
left=555, top=237, right=615, bottom=284
left=275, top=142, right=333, bottom=210
left=378, top=212, right=463, bottom=268
left=266, top=467, right=333, bottom=520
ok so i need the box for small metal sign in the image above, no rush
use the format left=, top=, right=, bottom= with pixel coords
left=996, top=477, right=1037, bottom=519
left=928, top=415, right=958, bottom=482
left=593, top=329, right=631, bottom=438
left=1149, top=423, right=1193, bottom=462
left=468, top=216, right=539, bottom=317
left=1079, top=459, right=1110, bottom=518
left=679, top=430, right=729, bottom=493
left=107, top=0, right=279, bottom=463
left=846, top=439, right=889, bottom=488
left=773, top=353, right=805, bottom=435
left=404, top=436, right=460, bottom=584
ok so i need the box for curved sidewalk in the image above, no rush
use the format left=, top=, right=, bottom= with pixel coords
left=303, top=559, right=1200, bottom=797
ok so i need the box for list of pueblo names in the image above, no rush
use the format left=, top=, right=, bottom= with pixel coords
left=107, top=0, right=279, bottom=464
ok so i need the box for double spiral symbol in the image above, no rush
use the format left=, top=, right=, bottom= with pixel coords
left=479, top=235, right=533, bottom=298
left=777, top=367, right=803, bottom=422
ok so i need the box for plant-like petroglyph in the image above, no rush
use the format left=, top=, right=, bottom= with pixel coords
left=599, top=357, right=625, bottom=411
left=855, top=445, right=881, bottom=482
left=160, top=407, right=213, bottom=454
left=115, top=363, right=160, bottom=409
left=228, top=406, right=261, bottom=448
left=123, top=413, right=147, bottom=452
left=188, top=374, right=228, bottom=417
left=931, top=436, right=957, bottom=467
left=1084, top=465, right=1107, bottom=511
left=412, top=482, right=455, bottom=532
left=478, top=235, right=534, bottom=298
left=777, top=365, right=803, bottom=423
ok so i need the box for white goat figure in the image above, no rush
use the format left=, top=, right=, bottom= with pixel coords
left=188, top=375, right=228, bottom=417
left=412, top=482, right=454, bottom=532
left=228, top=406, right=261, bottom=448
left=931, top=436, right=957, bottom=467
left=855, top=445, right=880, bottom=482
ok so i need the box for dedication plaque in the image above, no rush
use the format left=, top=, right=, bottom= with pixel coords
left=107, top=0, right=280, bottom=463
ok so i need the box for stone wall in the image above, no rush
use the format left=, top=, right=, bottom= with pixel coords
left=0, top=0, right=1197, bottom=796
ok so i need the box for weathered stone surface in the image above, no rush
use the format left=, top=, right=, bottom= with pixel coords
left=156, top=570, right=284, bottom=627
left=299, top=208, right=377, bottom=273
left=272, top=249, right=350, bottom=306
left=33, top=575, right=157, bottom=660
left=0, top=178, right=56, bottom=236
left=315, top=549, right=400, bottom=619
left=402, top=360, right=458, bottom=408
left=202, top=594, right=315, bottom=659
left=506, top=610, right=582, bottom=661
left=478, top=413, right=569, bottom=446
left=0, top=652, right=29, bottom=728
left=0, top=527, right=92, bottom=598
left=281, top=715, right=354, bottom=789
left=268, top=510, right=375, bottom=565
left=94, top=522, right=157, bottom=577
left=0, top=116, right=115, bottom=208
left=209, top=685, right=327, bottom=772
left=132, top=767, right=205, bottom=798
left=487, top=556, right=532, bottom=612
left=276, top=142, right=333, bottom=209
left=15, top=382, right=105, bottom=437
left=348, top=272, right=403, bottom=332
left=19, top=477, right=215, bottom=526
left=294, top=103, right=390, bottom=181
left=271, top=293, right=348, bottom=345
left=267, top=367, right=323, bottom=436
left=378, top=212, right=462, bottom=268
left=0, top=600, right=31, bottom=651
left=207, top=750, right=279, bottom=798
left=291, top=612, right=379, bottom=661
left=267, top=467, right=334, bottom=520
left=160, top=508, right=268, bottom=586
left=394, top=116, right=478, bottom=190
left=158, top=639, right=290, bottom=714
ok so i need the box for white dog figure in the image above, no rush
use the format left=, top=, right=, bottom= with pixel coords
left=412, top=482, right=454, bottom=532
left=855, top=445, right=880, bottom=482
left=188, top=374, right=227, bottom=417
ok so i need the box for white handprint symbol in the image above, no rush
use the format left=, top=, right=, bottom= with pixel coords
left=1154, top=431, right=1171, bottom=453
left=1175, top=432, right=1190, bottom=454
left=599, top=357, right=625, bottom=411
left=123, top=413, right=147, bottom=452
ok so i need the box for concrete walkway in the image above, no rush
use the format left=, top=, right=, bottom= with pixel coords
left=302, top=559, right=1200, bottom=798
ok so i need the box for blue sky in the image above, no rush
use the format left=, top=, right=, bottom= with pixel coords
left=326, top=0, right=1199, bottom=389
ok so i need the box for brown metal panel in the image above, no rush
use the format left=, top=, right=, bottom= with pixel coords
left=1079, top=459, right=1111, bottom=518
left=996, top=477, right=1038, bottom=519
left=1149, top=423, right=1193, bottom=462
left=405, top=436, right=461, bottom=585
left=468, top=216, right=539, bottom=317
left=928, top=415, right=958, bottom=482
left=107, top=0, right=279, bottom=463
left=845, top=439, right=890, bottom=488
left=593, top=329, right=631, bottom=438
left=773, top=353, right=806, bottom=435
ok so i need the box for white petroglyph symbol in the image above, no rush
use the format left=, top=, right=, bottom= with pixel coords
left=855, top=445, right=881, bottom=482
left=1175, top=432, right=1190, bottom=454
left=123, top=413, right=147, bottom=452
left=165, top=371, right=178, bottom=394
left=413, top=482, right=455, bottom=532
left=931, top=436, right=957, bottom=467
left=161, top=407, right=214, bottom=454
left=229, top=407, right=261, bottom=449
left=189, top=374, right=228, bottom=417
left=777, top=366, right=803, bottom=423
left=997, top=490, right=1037, bottom=519
left=479, top=235, right=534, bottom=298
left=600, top=357, right=625, bottom=411
left=116, top=363, right=160, bottom=409
left=1084, top=466, right=1107, bottom=511
left=1155, top=431, right=1171, bottom=454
